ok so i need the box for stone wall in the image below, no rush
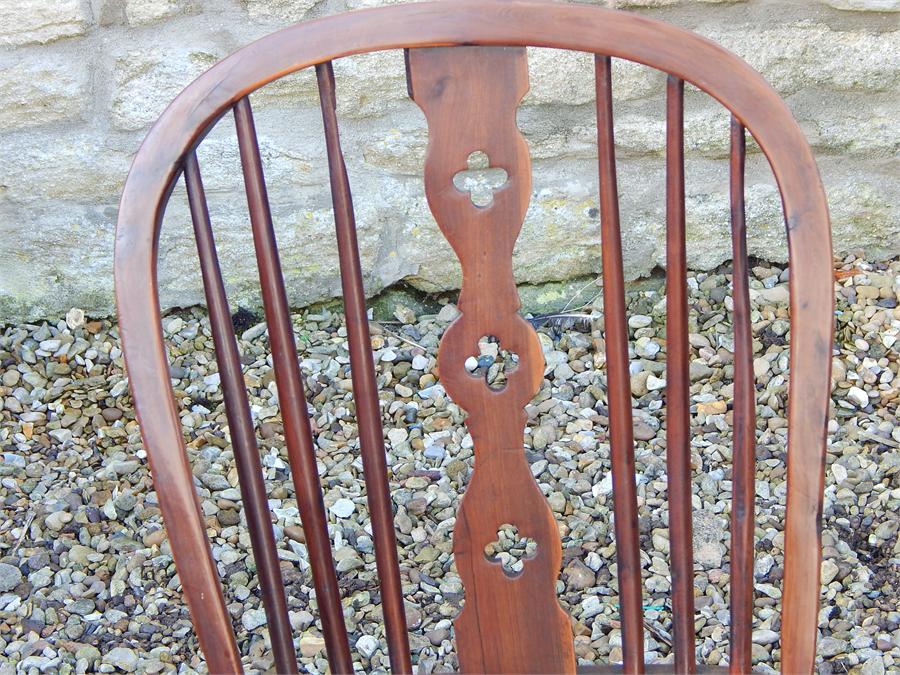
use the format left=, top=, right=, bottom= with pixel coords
left=0, top=0, right=897, bottom=321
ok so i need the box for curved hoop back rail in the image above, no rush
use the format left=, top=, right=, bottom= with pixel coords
left=115, top=2, right=833, bottom=673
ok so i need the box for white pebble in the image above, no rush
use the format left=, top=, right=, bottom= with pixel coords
left=65, top=308, right=86, bottom=329
left=387, top=428, right=409, bottom=444
left=592, top=473, right=614, bottom=497
left=847, top=386, right=869, bottom=408
left=831, top=463, right=848, bottom=484
left=356, top=635, right=380, bottom=659
left=753, top=357, right=770, bottom=379
left=330, top=498, right=355, bottom=519
left=646, top=375, right=666, bottom=391
left=242, top=609, right=267, bottom=631
left=635, top=337, right=660, bottom=359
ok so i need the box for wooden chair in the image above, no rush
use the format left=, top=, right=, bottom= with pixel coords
left=114, top=2, right=833, bottom=673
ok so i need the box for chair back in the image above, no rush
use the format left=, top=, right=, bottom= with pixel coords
left=115, top=2, right=833, bottom=672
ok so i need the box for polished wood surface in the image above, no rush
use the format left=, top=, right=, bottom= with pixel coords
left=184, top=152, right=298, bottom=673
left=234, top=97, right=354, bottom=673
left=728, top=118, right=755, bottom=675
left=409, top=45, right=576, bottom=673
left=316, top=61, right=412, bottom=674
left=664, top=76, right=697, bottom=674
left=595, top=54, right=646, bottom=675
left=115, top=2, right=833, bottom=673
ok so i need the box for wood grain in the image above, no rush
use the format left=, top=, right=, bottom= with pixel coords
left=184, top=151, right=298, bottom=673
left=665, top=76, right=697, bottom=674
left=316, top=61, right=412, bottom=674
left=409, top=45, right=576, bottom=673
left=595, top=54, right=646, bottom=675
left=728, top=117, right=755, bottom=675
left=234, top=97, right=353, bottom=673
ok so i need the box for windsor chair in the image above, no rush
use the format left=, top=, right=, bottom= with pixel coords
left=114, top=2, right=833, bottom=673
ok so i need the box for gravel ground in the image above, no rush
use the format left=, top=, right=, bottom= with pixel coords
left=0, top=255, right=898, bottom=674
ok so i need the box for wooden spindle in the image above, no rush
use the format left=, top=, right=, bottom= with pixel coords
left=315, top=61, right=412, bottom=674
left=184, top=151, right=298, bottom=674
left=728, top=117, right=755, bottom=675
left=664, top=76, right=696, bottom=674
left=233, top=96, right=353, bottom=674
left=595, top=54, right=646, bottom=674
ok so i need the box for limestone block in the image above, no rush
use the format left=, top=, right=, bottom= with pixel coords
left=822, top=0, right=899, bottom=10
left=821, top=161, right=900, bottom=263
left=362, top=127, right=428, bottom=176
left=247, top=70, right=320, bottom=110
left=125, top=0, right=193, bottom=26
left=790, top=90, right=899, bottom=156
left=345, top=0, right=420, bottom=8
left=332, top=51, right=412, bottom=119
left=525, top=49, right=596, bottom=107
left=242, top=0, right=319, bottom=23
left=110, top=47, right=221, bottom=131
left=523, top=49, right=663, bottom=107
left=0, top=132, right=131, bottom=203
left=0, top=54, right=90, bottom=131
left=0, top=0, right=91, bottom=47
left=193, top=126, right=320, bottom=193
left=156, top=174, right=428, bottom=312
left=708, top=25, right=900, bottom=94
left=0, top=203, right=115, bottom=321
left=518, top=107, right=598, bottom=161
left=251, top=51, right=411, bottom=118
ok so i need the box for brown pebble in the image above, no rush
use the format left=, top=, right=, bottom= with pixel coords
left=217, top=509, right=240, bottom=526
left=284, top=526, right=306, bottom=543
left=260, top=422, right=282, bottom=439
left=101, top=407, right=123, bottom=422
left=143, top=529, right=167, bottom=547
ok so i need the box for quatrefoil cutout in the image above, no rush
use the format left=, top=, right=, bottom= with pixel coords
left=483, top=523, right=538, bottom=577
left=452, top=151, right=509, bottom=207
left=464, top=335, right=519, bottom=391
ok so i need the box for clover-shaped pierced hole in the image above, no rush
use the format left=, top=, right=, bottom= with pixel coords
left=452, top=151, right=509, bottom=207
left=464, top=335, right=519, bottom=391
left=483, top=524, right=538, bottom=577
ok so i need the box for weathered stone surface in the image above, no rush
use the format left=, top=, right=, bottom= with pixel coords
left=0, top=0, right=91, bottom=47
left=0, top=203, right=115, bottom=320
left=0, top=0, right=897, bottom=321
left=242, top=0, right=319, bottom=23
left=525, top=49, right=596, bottom=107
left=125, top=0, right=193, bottom=26
left=823, top=0, right=900, bottom=10
left=110, top=47, right=221, bottom=131
left=707, top=25, right=900, bottom=94
left=345, top=0, right=418, bottom=8
left=0, top=131, right=131, bottom=203
left=0, top=54, right=90, bottom=131
left=524, top=49, right=663, bottom=106
left=792, top=90, right=899, bottom=156
left=333, top=51, right=411, bottom=119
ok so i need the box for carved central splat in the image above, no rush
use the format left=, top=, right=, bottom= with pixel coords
left=408, top=46, right=576, bottom=673
left=453, top=151, right=510, bottom=207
